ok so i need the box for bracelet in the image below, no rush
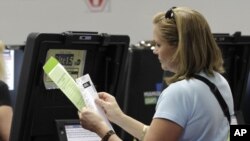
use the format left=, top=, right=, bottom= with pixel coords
left=101, top=130, right=115, bottom=141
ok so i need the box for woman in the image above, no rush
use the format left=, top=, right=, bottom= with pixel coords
left=0, top=40, right=13, bottom=141
left=78, top=6, right=234, bottom=141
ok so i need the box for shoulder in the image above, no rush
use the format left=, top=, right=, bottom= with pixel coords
left=0, top=80, right=11, bottom=106
left=159, top=73, right=225, bottom=105
left=158, top=78, right=200, bottom=109
left=162, top=78, right=201, bottom=96
left=155, top=79, right=199, bottom=128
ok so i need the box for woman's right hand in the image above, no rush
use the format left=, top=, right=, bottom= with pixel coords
left=95, top=92, right=124, bottom=124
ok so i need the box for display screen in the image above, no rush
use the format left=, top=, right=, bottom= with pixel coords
left=3, top=50, right=14, bottom=90
left=44, top=49, right=86, bottom=89
left=55, top=54, right=74, bottom=66
left=65, top=124, right=100, bottom=141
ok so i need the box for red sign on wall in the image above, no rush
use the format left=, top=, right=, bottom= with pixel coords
left=85, top=0, right=110, bottom=12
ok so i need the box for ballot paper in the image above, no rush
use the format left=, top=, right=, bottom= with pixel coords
left=43, top=56, right=113, bottom=131
left=76, top=74, right=113, bottom=130
left=43, top=56, right=85, bottom=111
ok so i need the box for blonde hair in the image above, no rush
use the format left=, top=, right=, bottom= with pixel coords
left=153, top=7, right=224, bottom=84
left=0, top=40, right=6, bottom=81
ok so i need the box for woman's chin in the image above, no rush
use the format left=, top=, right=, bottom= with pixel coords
left=161, top=65, right=168, bottom=71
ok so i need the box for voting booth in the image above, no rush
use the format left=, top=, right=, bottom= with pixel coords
left=214, top=32, right=250, bottom=124
left=10, top=31, right=129, bottom=141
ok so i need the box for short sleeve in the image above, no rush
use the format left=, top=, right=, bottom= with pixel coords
left=0, top=80, right=11, bottom=106
left=154, top=83, right=192, bottom=128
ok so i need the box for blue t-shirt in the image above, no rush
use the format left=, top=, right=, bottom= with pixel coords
left=154, top=72, right=234, bottom=141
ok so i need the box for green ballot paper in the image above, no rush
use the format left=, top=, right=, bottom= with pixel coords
left=43, top=56, right=85, bottom=111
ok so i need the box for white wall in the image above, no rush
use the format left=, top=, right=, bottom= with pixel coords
left=0, top=0, right=250, bottom=45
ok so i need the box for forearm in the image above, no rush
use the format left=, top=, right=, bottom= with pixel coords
left=114, top=114, right=147, bottom=140
left=0, top=106, right=12, bottom=141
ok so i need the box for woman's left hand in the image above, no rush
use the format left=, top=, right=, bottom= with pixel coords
left=78, top=107, right=109, bottom=136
